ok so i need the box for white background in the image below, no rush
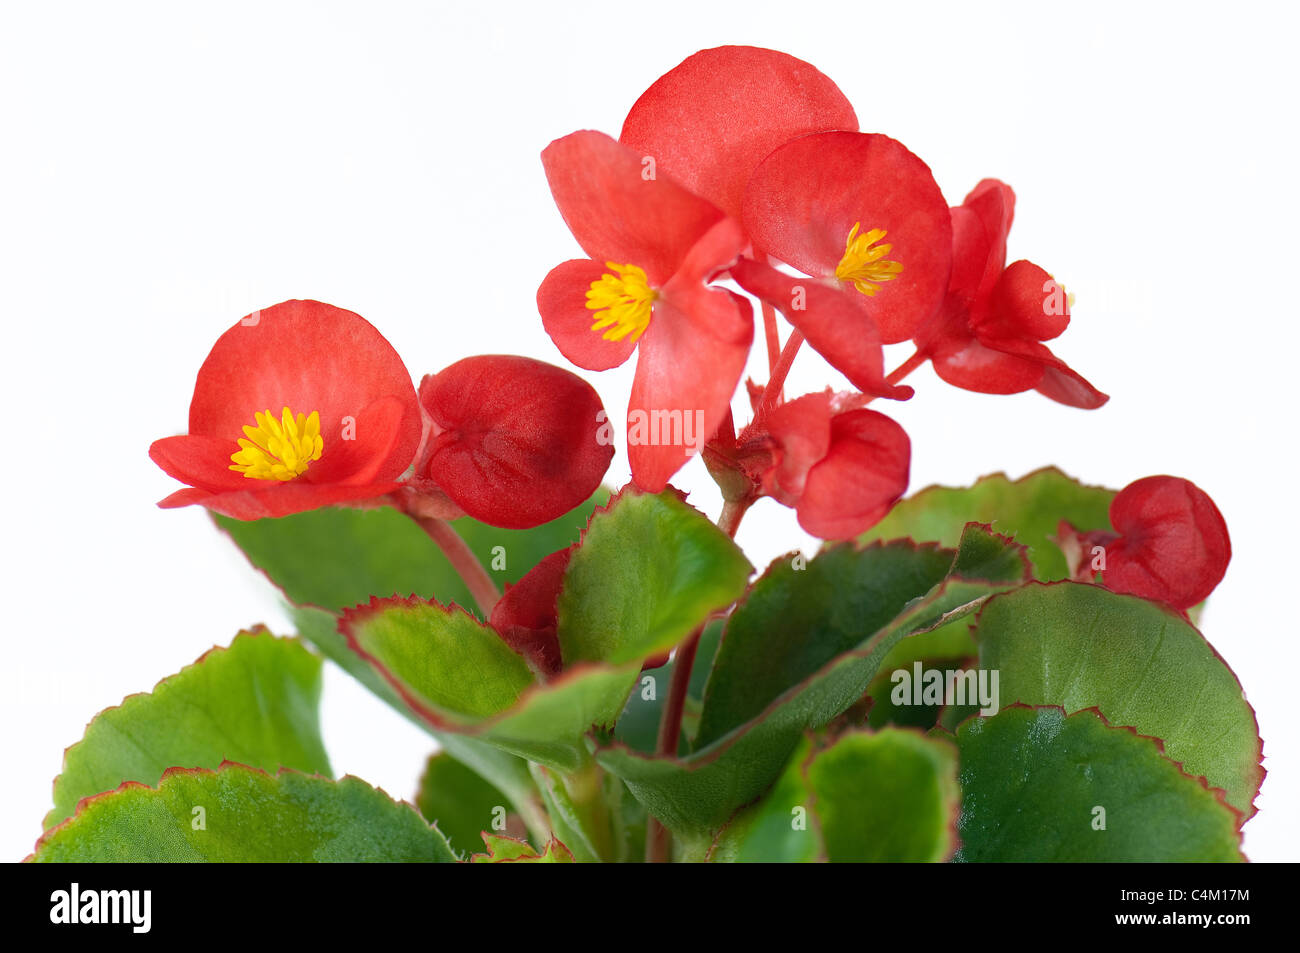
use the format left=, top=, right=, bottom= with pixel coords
left=1, top=0, right=1296, bottom=861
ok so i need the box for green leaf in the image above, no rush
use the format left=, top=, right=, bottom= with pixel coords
left=215, top=491, right=605, bottom=616
left=345, top=599, right=535, bottom=719
left=30, top=764, right=457, bottom=862
left=952, top=706, right=1243, bottom=862
left=613, top=619, right=724, bottom=755
left=859, top=468, right=1115, bottom=580
left=808, top=729, right=959, bottom=861
left=343, top=595, right=643, bottom=771
left=557, top=489, right=753, bottom=666
left=597, top=524, right=1029, bottom=839
left=292, top=605, right=549, bottom=840
left=416, top=753, right=511, bottom=858
left=46, top=631, right=330, bottom=829
left=712, top=729, right=959, bottom=862
left=695, top=542, right=954, bottom=748
left=974, top=582, right=1262, bottom=816
left=471, top=833, right=574, bottom=863
left=708, top=738, right=821, bottom=863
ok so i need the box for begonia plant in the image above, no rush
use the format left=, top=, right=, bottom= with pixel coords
left=29, top=45, right=1259, bottom=864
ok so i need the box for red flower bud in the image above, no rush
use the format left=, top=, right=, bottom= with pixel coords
left=416, top=355, right=613, bottom=530
left=1102, top=476, right=1232, bottom=610
left=488, top=548, right=571, bottom=678
left=738, top=391, right=911, bottom=539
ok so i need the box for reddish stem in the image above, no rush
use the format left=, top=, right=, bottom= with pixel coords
left=754, top=330, right=805, bottom=423
left=409, top=513, right=502, bottom=616
left=646, top=498, right=750, bottom=862
left=760, top=299, right=781, bottom=377
left=886, top=347, right=927, bottom=386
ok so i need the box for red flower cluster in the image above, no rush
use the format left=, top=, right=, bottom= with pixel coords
left=537, top=46, right=1108, bottom=537
left=151, top=300, right=611, bottom=527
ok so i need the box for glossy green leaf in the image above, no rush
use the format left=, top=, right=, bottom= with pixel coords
left=31, top=765, right=457, bottom=862
left=292, top=604, right=548, bottom=840
left=613, top=619, right=724, bottom=755
left=712, top=729, right=959, bottom=862
left=215, top=492, right=604, bottom=616
left=859, top=468, right=1115, bottom=580
left=345, top=599, right=535, bottom=719
left=952, top=706, right=1243, bottom=862
left=47, top=631, right=330, bottom=829
left=808, top=729, right=959, bottom=861
left=975, top=582, right=1262, bottom=816
left=416, top=753, right=511, bottom=858
left=597, top=524, right=1029, bottom=839
left=344, top=595, right=642, bottom=771
left=708, top=738, right=821, bottom=863
left=695, top=543, right=953, bottom=748
left=557, top=490, right=753, bottom=666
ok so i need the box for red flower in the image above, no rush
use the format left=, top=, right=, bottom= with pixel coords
left=415, top=355, right=613, bottom=529
left=619, top=45, right=858, bottom=232
left=731, top=131, right=951, bottom=396
left=536, top=130, right=752, bottom=492
left=712, top=391, right=911, bottom=539
left=916, top=179, right=1108, bottom=408
left=150, top=299, right=423, bottom=520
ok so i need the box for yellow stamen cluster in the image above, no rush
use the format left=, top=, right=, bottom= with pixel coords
left=834, top=223, right=903, bottom=296
left=229, top=407, right=323, bottom=481
left=586, top=262, right=657, bottom=342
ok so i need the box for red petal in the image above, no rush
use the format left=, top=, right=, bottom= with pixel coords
left=730, top=257, right=912, bottom=400
left=796, top=409, right=911, bottom=539
left=760, top=391, right=834, bottom=504
left=187, top=300, right=421, bottom=486
left=419, top=356, right=613, bottom=529
left=149, top=434, right=248, bottom=493
left=489, top=548, right=571, bottom=677
left=1103, top=476, right=1231, bottom=610
left=930, top=334, right=1045, bottom=395
left=619, top=45, right=858, bottom=225
left=980, top=336, right=1109, bottom=409
left=627, top=289, right=753, bottom=492
left=742, top=132, right=951, bottom=344
left=159, top=482, right=401, bottom=520
left=976, top=260, right=1070, bottom=342
left=541, top=131, right=725, bottom=286
left=305, top=395, right=405, bottom=485
left=953, top=179, right=1015, bottom=304
left=536, top=259, right=640, bottom=371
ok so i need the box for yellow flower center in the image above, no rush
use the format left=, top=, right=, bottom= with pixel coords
left=834, top=223, right=903, bottom=296
left=586, top=262, right=657, bottom=343
left=229, top=407, right=323, bottom=481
